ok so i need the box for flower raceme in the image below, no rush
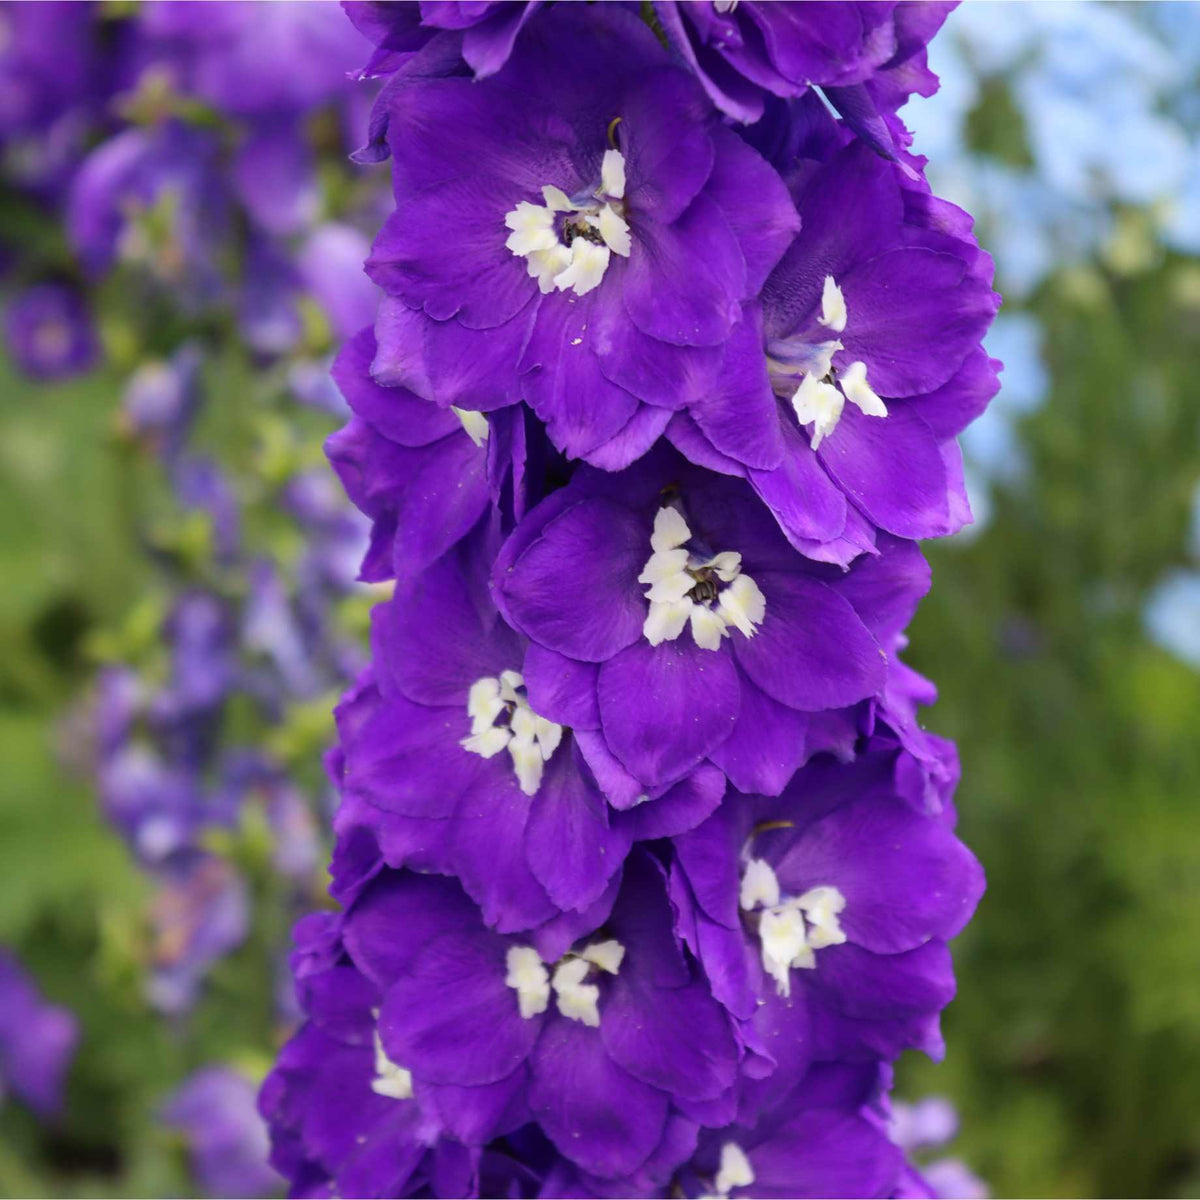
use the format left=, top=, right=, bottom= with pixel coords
left=263, top=3, right=1000, bottom=1198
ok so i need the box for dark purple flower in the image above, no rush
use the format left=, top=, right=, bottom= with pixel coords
left=676, top=1064, right=906, bottom=1199
left=0, top=2, right=105, bottom=195
left=344, top=1, right=540, bottom=83
left=162, top=1066, right=282, bottom=1199
left=3, top=284, right=98, bottom=380
left=337, top=849, right=739, bottom=1183
left=365, top=4, right=799, bottom=467
left=653, top=1, right=953, bottom=151
left=325, top=326, right=510, bottom=583
left=490, top=446, right=929, bottom=801
left=668, top=740, right=983, bottom=1118
left=333, top=522, right=724, bottom=932
left=0, top=948, right=78, bottom=1119
left=668, top=139, right=1000, bottom=563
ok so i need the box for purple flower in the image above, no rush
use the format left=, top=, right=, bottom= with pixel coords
left=676, top=1064, right=906, bottom=1200
left=0, top=949, right=78, bottom=1119
left=365, top=4, right=799, bottom=467
left=120, top=343, right=203, bottom=462
left=0, top=2, right=104, bottom=195
left=491, top=447, right=929, bottom=801
left=3, top=284, right=99, bottom=380
left=147, top=854, right=249, bottom=1015
left=344, top=1, right=540, bottom=83
left=325, top=327, right=502, bottom=582
left=342, top=849, right=740, bottom=1183
left=67, top=122, right=228, bottom=296
left=890, top=1096, right=989, bottom=1200
left=138, top=0, right=369, bottom=119
left=653, top=1, right=953, bottom=151
left=259, top=910, right=477, bottom=1197
left=333, top=523, right=724, bottom=931
left=669, top=138, right=1000, bottom=563
left=162, top=1066, right=281, bottom=1199
left=668, top=740, right=983, bottom=1117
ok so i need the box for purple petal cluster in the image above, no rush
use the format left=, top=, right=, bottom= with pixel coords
left=265, top=3, right=999, bottom=1196
left=0, top=948, right=78, bottom=1119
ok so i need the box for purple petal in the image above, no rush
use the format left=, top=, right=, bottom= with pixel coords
left=597, top=639, right=740, bottom=788
left=733, top=573, right=886, bottom=711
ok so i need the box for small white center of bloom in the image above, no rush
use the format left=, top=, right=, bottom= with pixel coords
left=505, top=944, right=551, bottom=1018
left=712, top=1142, right=755, bottom=1197
left=371, top=1028, right=414, bottom=1100
left=740, top=858, right=846, bottom=997
left=451, top=406, right=489, bottom=448
left=461, top=670, right=563, bottom=796
left=639, top=506, right=765, bottom=652
left=768, top=275, right=888, bottom=449
left=506, top=940, right=625, bottom=1027
left=503, top=149, right=631, bottom=297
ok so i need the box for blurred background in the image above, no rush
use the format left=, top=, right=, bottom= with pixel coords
left=1, top=2, right=1198, bottom=1197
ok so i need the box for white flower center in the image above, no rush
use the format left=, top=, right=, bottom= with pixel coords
left=740, top=858, right=846, bottom=997
left=712, top=1142, right=755, bottom=1198
left=506, top=940, right=625, bottom=1027
left=767, top=275, right=888, bottom=450
left=503, top=149, right=631, bottom=297
left=461, top=669, right=563, bottom=796
left=370, top=1028, right=414, bottom=1100
left=639, top=506, right=765, bottom=652
left=451, top=406, right=489, bottom=447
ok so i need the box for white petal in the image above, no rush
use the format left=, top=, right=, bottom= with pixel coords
left=509, top=734, right=545, bottom=796
left=637, top=547, right=689, bottom=585
left=552, top=958, right=601, bottom=1027
left=797, top=885, right=847, bottom=949
left=600, top=148, right=626, bottom=199
left=466, top=677, right=503, bottom=732
left=371, top=1031, right=414, bottom=1100
left=839, top=360, right=889, bottom=417
left=461, top=725, right=511, bottom=759
left=553, top=239, right=610, bottom=296
left=760, top=907, right=808, bottom=997
left=499, top=669, right=524, bottom=702
left=643, top=598, right=692, bottom=645
left=541, top=185, right=577, bottom=212
left=646, top=570, right=695, bottom=605
left=702, top=551, right=742, bottom=582
left=580, top=939, right=625, bottom=975
left=525, top=244, right=572, bottom=292
left=718, top=574, right=766, bottom=638
left=451, top=406, right=489, bottom=447
left=505, top=945, right=550, bottom=1019
left=739, top=858, right=781, bottom=912
left=791, top=374, right=844, bottom=449
left=598, top=204, right=631, bottom=257
left=714, top=1143, right=756, bottom=1195
left=533, top=716, right=563, bottom=760
left=690, top=603, right=727, bottom=652
left=651, top=506, right=692, bottom=552
left=818, top=274, right=848, bottom=333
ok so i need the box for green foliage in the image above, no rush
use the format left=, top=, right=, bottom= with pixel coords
left=898, top=255, right=1200, bottom=1197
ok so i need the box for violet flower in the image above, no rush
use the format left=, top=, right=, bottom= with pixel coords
left=3, top=283, right=99, bottom=380
left=0, top=949, right=78, bottom=1119
left=262, top=3, right=1002, bottom=1195
left=162, top=1066, right=282, bottom=1199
